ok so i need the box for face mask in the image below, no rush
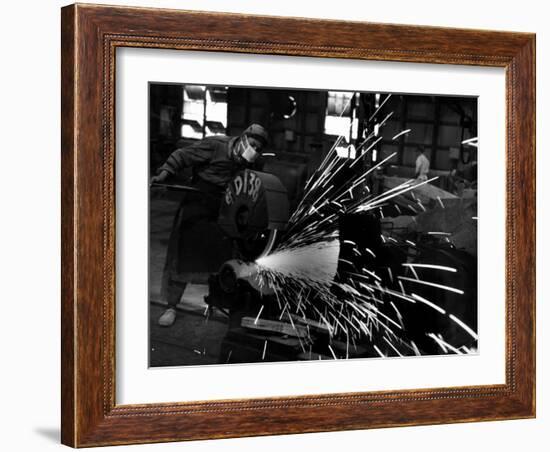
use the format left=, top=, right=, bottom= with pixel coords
left=237, top=135, right=260, bottom=163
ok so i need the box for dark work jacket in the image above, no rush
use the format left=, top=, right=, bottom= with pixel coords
left=160, top=136, right=249, bottom=294
left=159, top=136, right=245, bottom=189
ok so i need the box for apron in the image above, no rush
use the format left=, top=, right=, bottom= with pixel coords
left=160, top=177, right=234, bottom=298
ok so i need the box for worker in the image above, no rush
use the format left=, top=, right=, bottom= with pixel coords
left=415, top=146, right=430, bottom=181
left=151, top=124, right=269, bottom=327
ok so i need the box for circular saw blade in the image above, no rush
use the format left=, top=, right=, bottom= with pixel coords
left=258, top=229, right=278, bottom=259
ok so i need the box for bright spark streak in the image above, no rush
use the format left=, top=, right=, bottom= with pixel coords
left=368, top=94, right=392, bottom=122
left=461, top=137, right=478, bottom=147
left=427, top=333, right=462, bottom=354
left=383, top=336, right=403, bottom=356
left=357, top=176, right=439, bottom=212
left=411, top=293, right=446, bottom=315
left=310, top=184, right=335, bottom=209
left=373, top=345, right=386, bottom=358
left=449, top=314, right=478, bottom=340
left=349, top=136, right=383, bottom=168
left=254, top=305, right=264, bottom=324
left=329, top=153, right=400, bottom=207
left=262, top=340, right=268, bottom=360
left=304, top=97, right=356, bottom=189
left=399, top=276, right=465, bottom=295
left=302, top=136, right=343, bottom=193
left=370, top=307, right=403, bottom=330
left=433, top=334, right=450, bottom=353
left=398, top=280, right=406, bottom=295
left=389, top=301, right=403, bottom=327
left=352, top=151, right=397, bottom=179
left=410, top=341, right=421, bottom=356
left=365, top=247, right=376, bottom=258
left=328, top=344, right=338, bottom=360
left=403, top=263, right=457, bottom=273
left=378, top=111, right=394, bottom=128
left=278, top=303, right=287, bottom=320
left=371, top=285, right=416, bottom=304
left=256, top=240, right=340, bottom=287
left=339, top=258, right=355, bottom=267
left=427, top=333, right=462, bottom=355
left=287, top=311, right=297, bottom=331
left=392, top=128, right=411, bottom=140
left=360, top=268, right=382, bottom=282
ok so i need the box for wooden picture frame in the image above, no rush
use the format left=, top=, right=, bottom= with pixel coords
left=61, top=3, right=535, bottom=447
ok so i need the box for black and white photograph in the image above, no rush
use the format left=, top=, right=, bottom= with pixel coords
left=148, top=83, right=479, bottom=367
left=2, top=0, right=544, bottom=449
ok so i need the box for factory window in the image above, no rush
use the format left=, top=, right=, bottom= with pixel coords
left=181, top=85, right=228, bottom=139
left=324, top=91, right=355, bottom=140
left=335, top=144, right=357, bottom=159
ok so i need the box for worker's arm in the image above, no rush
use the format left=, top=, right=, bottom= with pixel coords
left=151, top=140, right=214, bottom=183
left=150, top=169, right=170, bottom=184
left=420, top=156, right=430, bottom=178
left=415, top=157, right=421, bottom=178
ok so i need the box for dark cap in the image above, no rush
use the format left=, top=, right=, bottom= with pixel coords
left=243, top=123, right=269, bottom=146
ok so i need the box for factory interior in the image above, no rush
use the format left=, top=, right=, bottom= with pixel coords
left=149, top=83, right=478, bottom=367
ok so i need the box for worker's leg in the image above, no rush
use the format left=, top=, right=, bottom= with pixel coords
left=158, top=280, right=187, bottom=326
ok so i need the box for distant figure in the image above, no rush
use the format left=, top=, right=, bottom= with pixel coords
left=415, top=146, right=430, bottom=181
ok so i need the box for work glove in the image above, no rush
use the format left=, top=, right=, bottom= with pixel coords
left=150, top=170, right=169, bottom=185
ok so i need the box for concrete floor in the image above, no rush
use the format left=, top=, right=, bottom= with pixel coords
left=149, top=303, right=227, bottom=367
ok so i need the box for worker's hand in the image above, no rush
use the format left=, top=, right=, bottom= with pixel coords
left=150, top=170, right=169, bottom=185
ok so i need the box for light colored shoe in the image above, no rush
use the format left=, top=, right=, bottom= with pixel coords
left=158, top=308, right=177, bottom=327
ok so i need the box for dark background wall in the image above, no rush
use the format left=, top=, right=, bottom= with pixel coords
left=149, top=84, right=478, bottom=191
